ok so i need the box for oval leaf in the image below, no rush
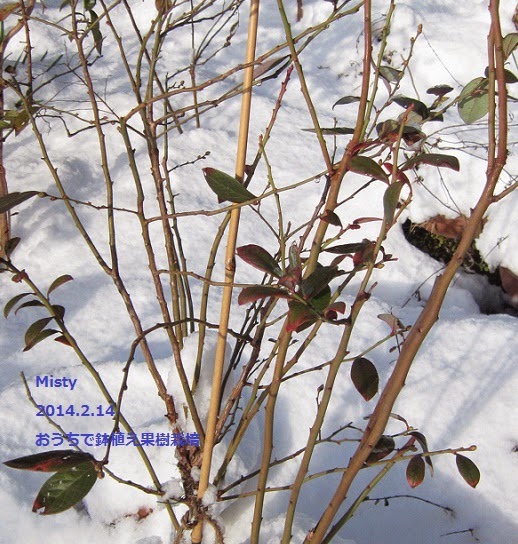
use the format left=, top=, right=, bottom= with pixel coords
left=0, top=191, right=39, bottom=214
left=503, top=33, right=518, bottom=60
left=426, top=85, right=453, bottom=96
left=406, top=454, right=426, bottom=488
left=409, top=431, right=434, bottom=476
left=379, top=65, right=402, bottom=83
left=456, top=454, right=480, bottom=488
left=383, top=181, right=403, bottom=230
left=302, top=127, right=355, bottom=135
left=393, top=96, right=429, bottom=119
left=286, top=300, right=316, bottom=333
left=350, top=357, right=379, bottom=401
left=366, top=435, right=395, bottom=464
left=350, top=156, right=389, bottom=182
left=324, top=241, right=370, bottom=255
left=4, top=292, right=31, bottom=318
left=4, top=450, right=95, bottom=472
left=301, top=266, right=342, bottom=300
left=332, top=96, right=360, bottom=108
left=33, top=461, right=98, bottom=515
left=458, top=77, right=489, bottom=124
left=402, top=153, right=460, bottom=172
left=236, top=245, right=282, bottom=277
left=5, top=236, right=21, bottom=257
left=14, top=300, right=45, bottom=315
left=202, top=168, right=257, bottom=204
left=24, top=318, right=56, bottom=351
left=237, top=285, right=292, bottom=305
left=47, top=274, right=74, bottom=297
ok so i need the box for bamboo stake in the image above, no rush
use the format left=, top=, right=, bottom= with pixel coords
left=190, top=1, right=260, bottom=541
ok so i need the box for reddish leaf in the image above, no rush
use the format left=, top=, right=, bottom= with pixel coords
left=353, top=240, right=376, bottom=266
left=324, top=302, right=346, bottom=320
left=426, top=85, right=454, bottom=96
left=286, top=300, right=316, bottom=333
left=377, top=313, right=404, bottom=335
left=321, top=210, right=342, bottom=227
left=4, top=450, right=95, bottom=472
left=366, top=435, right=395, bottom=464
left=409, top=431, right=434, bottom=476
left=237, top=285, right=291, bottom=305
left=237, top=245, right=282, bottom=277
left=406, top=455, right=426, bottom=488
left=351, top=357, right=379, bottom=401
left=54, top=335, right=72, bottom=346
left=456, top=454, right=480, bottom=488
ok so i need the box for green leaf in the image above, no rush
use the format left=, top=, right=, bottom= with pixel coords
left=301, top=266, right=342, bottom=300
left=289, top=243, right=301, bottom=271
left=484, top=66, right=518, bottom=84
left=236, top=245, right=282, bottom=277
left=379, top=65, right=402, bottom=83
left=402, top=153, right=460, bottom=172
left=0, top=191, right=39, bottom=214
left=393, top=96, right=429, bottom=119
left=406, top=455, right=426, bottom=488
left=456, top=454, right=480, bottom=488
left=503, top=33, right=518, bottom=60
left=237, top=285, right=292, bottom=305
left=310, top=285, right=331, bottom=312
left=47, top=274, right=74, bottom=297
left=458, top=77, right=489, bottom=124
left=24, top=318, right=57, bottom=351
left=202, top=168, right=257, bottom=204
left=4, top=292, right=31, bottom=318
left=350, top=357, right=379, bottom=401
left=324, top=241, right=370, bottom=255
left=14, top=300, right=45, bottom=315
left=332, top=96, right=360, bottom=108
left=4, top=236, right=20, bottom=257
left=366, top=435, right=395, bottom=464
left=383, top=182, right=403, bottom=230
left=4, top=450, right=95, bottom=472
left=350, top=156, right=389, bottom=182
left=302, top=127, right=355, bottom=135
left=88, top=10, right=103, bottom=55
left=33, top=461, right=98, bottom=515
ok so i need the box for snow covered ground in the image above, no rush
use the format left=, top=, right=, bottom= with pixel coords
left=0, top=1, right=517, bottom=543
